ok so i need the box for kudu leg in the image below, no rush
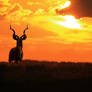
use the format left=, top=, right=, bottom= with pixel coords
left=9, top=60, right=12, bottom=64
left=15, top=60, right=18, bottom=64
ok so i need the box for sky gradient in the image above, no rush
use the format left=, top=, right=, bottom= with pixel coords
left=0, top=0, right=92, bottom=62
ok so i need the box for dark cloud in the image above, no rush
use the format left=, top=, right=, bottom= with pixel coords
left=56, top=0, right=92, bottom=18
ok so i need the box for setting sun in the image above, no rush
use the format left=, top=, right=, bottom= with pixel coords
left=62, top=1, right=71, bottom=9
left=55, top=15, right=81, bottom=29
left=57, top=1, right=71, bottom=10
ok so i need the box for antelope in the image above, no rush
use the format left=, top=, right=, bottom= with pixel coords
left=9, top=25, right=28, bottom=64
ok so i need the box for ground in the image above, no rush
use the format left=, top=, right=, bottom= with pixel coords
left=0, top=60, right=92, bottom=91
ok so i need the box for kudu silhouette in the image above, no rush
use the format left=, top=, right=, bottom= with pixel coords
left=9, top=25, right=28, bottom=64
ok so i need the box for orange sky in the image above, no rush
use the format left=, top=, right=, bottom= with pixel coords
left=0, top=0, right=92, bottom=62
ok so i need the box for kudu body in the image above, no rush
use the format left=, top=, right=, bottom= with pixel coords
left=9, top=25, right=28, bottom=64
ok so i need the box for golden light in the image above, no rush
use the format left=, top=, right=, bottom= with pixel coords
left=61, top=1, right=71, bottom=9
left=56, top=1, right=71, bottom=10
left=57, top=15, right=81, bottom=29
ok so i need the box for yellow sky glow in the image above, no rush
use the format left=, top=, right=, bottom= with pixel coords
left=61, top=1, right=71, bottom=9
left=56, top=15, right=81, bottom=29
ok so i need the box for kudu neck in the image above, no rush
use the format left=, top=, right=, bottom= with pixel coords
left=16, top=38, right=23, bottom=48
left=16, top=45, right=22, bottom=49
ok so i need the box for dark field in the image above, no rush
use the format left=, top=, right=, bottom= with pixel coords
left=0, top=60, right=92, bottom=91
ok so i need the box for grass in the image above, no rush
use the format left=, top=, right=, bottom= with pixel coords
left=0, top=60, right=92, bottom=91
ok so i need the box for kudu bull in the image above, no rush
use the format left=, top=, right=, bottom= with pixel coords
left=9, top=25, right=28, bottom=64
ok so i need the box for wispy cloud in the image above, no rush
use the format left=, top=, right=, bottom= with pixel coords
left=27, top=1, right=40, bottom=6
left=26, top=16, right=92, bottom=44
left=0, top=0, right=11, bottom=16
left=6, top=3, right=32, bottom=24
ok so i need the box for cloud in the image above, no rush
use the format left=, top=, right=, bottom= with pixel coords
left=0, top=0, right=10, bottom=5
left=0, top=1, right=33, bottom=23
left=0, top=0, right=72, bottom=22
left=56, top=0, right=92, bottom=18
left=26, top=16, right=92, bottom=44
left=0, top=0, right=11, bottom=16
left=34, top=9, right=46, bottom=15
left=5, top=3, right=32, bottom=24
left=27, top=1, right=40, bottom=6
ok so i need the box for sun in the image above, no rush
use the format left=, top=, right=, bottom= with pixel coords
left=58, top=1, right=71, bottom=9
left=56, top=15, right=81, bottom=29
left=62, top=1, right=71, bottom=9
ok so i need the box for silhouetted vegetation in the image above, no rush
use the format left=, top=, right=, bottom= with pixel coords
left=0, top=60, right=92, bottom=91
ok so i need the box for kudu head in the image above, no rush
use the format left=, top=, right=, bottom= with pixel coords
left=10, top=25, right=28, bottom=48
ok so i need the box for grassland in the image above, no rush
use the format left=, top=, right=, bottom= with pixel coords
left=0, top=60, right=92, bottom=91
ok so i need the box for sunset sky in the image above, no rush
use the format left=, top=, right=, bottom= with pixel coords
left=0, top=0, right=92, bottom=62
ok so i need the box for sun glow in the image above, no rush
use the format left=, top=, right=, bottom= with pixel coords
left=61, top=1, right=71, bottom=9
left=57, top=15, right=81, bottom=29
left=63, top=1, right=71, bottom=8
